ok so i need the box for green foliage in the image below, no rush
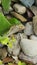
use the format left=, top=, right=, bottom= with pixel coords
left=2, top=0, right=11, bottom=11
left=0, top=13, right=11, bottom=35
left=18, top=61, right=26, bottom=65
left=9, top=18, right=21, bottom=26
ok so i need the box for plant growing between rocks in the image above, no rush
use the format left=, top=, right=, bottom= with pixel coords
left=0, top=0, right=37, bottom=65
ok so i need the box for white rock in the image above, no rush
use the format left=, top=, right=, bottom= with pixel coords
left=24, top=22, right=33, bottom=36
left=30, top=35, right=37, bottom=40
left=13, top=4, right=26, bottom=14
left=20, top=35, right=37, bottom=57
left=19, top=52, right=37, bottom=64
left=8, top=34, right=20, bottom=56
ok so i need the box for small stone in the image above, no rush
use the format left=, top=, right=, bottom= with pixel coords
left=19, top=52, right=37, bottom=64
left=33, top=16, right=37, bottom=35
left=0, top=44, right=3, bottom=47
left=0, top=47, right=7, bottom=59
left=24, top=22, right=33, bottom=36
left=27, top=9, right=33, bottom=18
left=19, top=33, right=27, bottom=39
left=8, top=34, right=20, bottom=56
left=9, top=7, right=13, bottom=12
left=20, top=37, right=37, bottom=57
left=11, top=12, right=27, bottom=22
left=13, top=4, right=26, bottom=14
left=7, top=24, right=25, bottom=36
left=30, top=35, right=37, bottom=40
left=20, top=0, right=34, bottom=7
left=35, top=0, right=37, bottom=6
left=12, top=56, right=19, bottom=63
left=30, top=6, right=37, bottom=15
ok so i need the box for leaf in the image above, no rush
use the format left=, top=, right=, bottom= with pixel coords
left=1, top=37, right=9, bottom=45
left=2, top=0, right=11, bottom=11
left=9, top=18, right=21, bottom=26
left=22, top=62, right=26, bottom=65
left=18, top=61, right=26, bottom=65
left=0, top=13, right=11, bottom=35
left=18, top=61, right=22, bottom=65
left=0, top=60, right=3, bottom=64
left=8, top=63, right=13, bottom=65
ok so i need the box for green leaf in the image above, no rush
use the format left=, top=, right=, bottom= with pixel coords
left=18, top=61, right=22, bottom=65
left=22, top=62, right=26, bottom=65
left=9, top=18, right=21, bottom=25
left=2, top=0, right=11, bottom=11
left=0, top=13, right=11, bottom=35
left=18, top=61, right=26, bottom=65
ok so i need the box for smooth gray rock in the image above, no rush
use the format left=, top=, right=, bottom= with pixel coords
left=20, top=37, right=37, bottom=57
left=20, top=0, right=34, bottom=7
left=19, top=52, right=37, bottom=64
left=30, top=35, right=37, bottom=40
left=24, top=22, right=33, bottom=36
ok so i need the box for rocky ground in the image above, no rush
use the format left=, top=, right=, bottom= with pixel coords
left=0, top=0, right=37, bottom=65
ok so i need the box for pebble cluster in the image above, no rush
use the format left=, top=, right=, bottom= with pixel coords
left=0, top=0, right=37, bottom=65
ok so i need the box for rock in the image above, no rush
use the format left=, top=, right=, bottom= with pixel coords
left=27, top=9, right=33, bottom=18
left=7, top=24, right=25, bottom=36
left=12, top=56, right=19, bottom=63
left=20, top=37, right=37, bottom=58
left=20, top=0, right=34, bottom=7
left=19, top=52, right=37, bottom=64
left=0, top=47, right=7, bottom=59
left=0, top=44, right=3, bottom=47
left=30, top=6, right=37, bottom=15
left=8, top=34, right=20, bottom=56
left=9, top=7, right=13, bottom=12
left=11, top=12, right=27, bottom=22
left=19, top=33, right=27, bottom=39
left=30, top=35, right=37, bottom=40
left=33, top=16, right=37, bottom=35
left=24, top=22, right=33, bottom=36
left=13, top=4, right=26, bottom=14
left=35, top=0, right=37, bottom=6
